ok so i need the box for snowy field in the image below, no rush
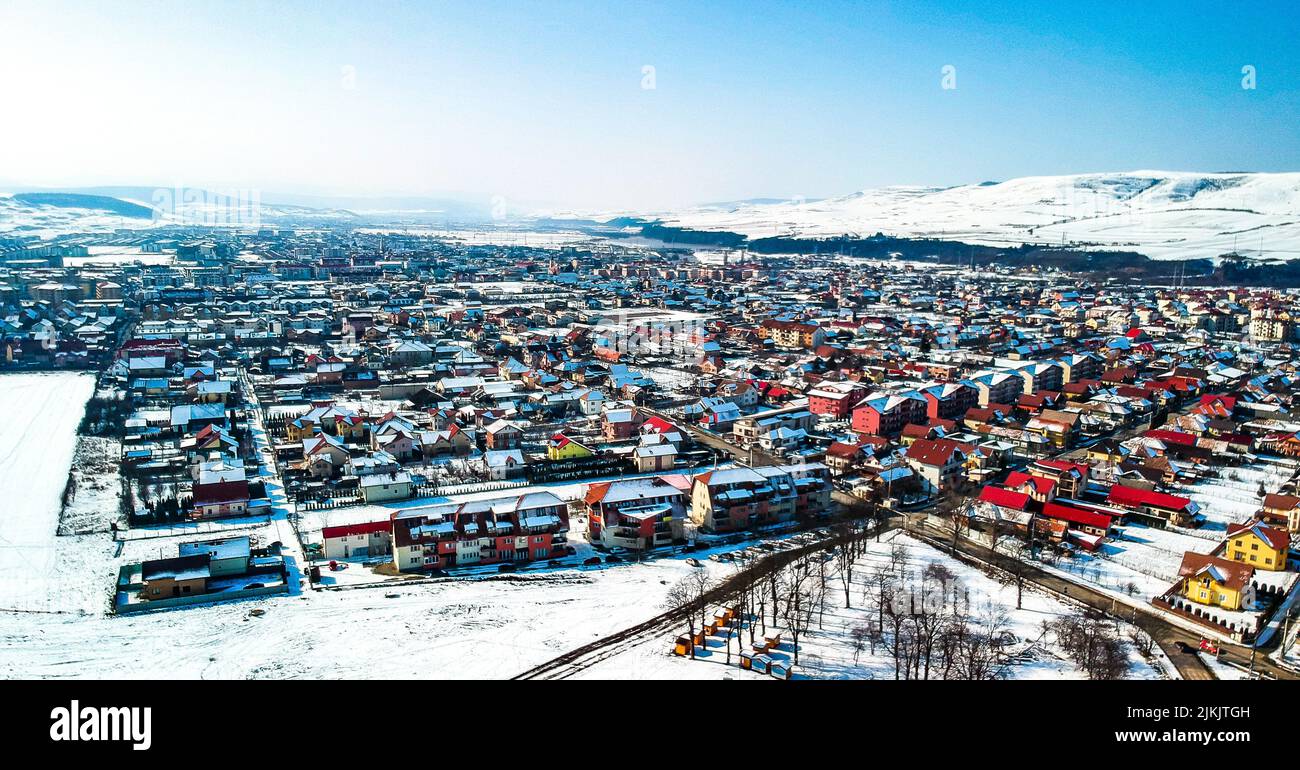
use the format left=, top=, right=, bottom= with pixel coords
left=0, top=373, right=101, bottom=614
left=575, top=532, right=1171, bottom=680
left=0, top=545, right=714, bottom=679
left=1177, top=461, right=1296, bottom=535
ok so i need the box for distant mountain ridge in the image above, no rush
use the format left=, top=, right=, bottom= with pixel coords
left=9, top=192, right=155, bottom=219
left=0, top=186, right=504, bottom=237
left=639, top=171, right=1300, bottom=261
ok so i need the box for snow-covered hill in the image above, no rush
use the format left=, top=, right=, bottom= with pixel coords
left=0, top=189, right=361, bottom=239
left=643, top=171, right=1300, bottom=261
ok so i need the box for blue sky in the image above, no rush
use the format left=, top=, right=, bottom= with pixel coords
left=1, top=0, right=1296, bottom=210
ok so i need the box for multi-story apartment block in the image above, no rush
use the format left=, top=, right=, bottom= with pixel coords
left=392, top=491, right=569, bottom=572
left=851, top=391, right=927, bottom=436
left=584, top=476, right=690, bottom=551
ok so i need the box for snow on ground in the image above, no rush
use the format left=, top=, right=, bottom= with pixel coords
left=1101, top=522, right=1217, bottom=584
left=0, top=373, right=103, bottom=614
left=1178, top=463, right=1294, bottom=534
left=64, top=247, right=172, bottom=266
left=1198, top=652, right=1253, bottom=680
left=575, top=532, right=1167, bottom=680
left=0, top=545, right=717, bottom=679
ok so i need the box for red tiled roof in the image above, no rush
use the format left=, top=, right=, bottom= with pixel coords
left=1005, top=471, right=1056, bottom=496
left=1178, top=552, right=1253, bottom=591
left=1106, top=484, right=1193, bottom=512
left=1143, top=429, right=1197, bottom=446
left=322, top=520, right=392, bottom=539
left=1226, top=521, right=1291, bottom=552
left=1041, top=502, right=1113, bottom=530
left=904, top=438, right=963, bottom=467
left=977, top=486, right=1030, bottom=510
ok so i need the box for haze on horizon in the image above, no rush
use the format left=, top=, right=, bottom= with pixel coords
left=1, top=0, right=1297, bottom=213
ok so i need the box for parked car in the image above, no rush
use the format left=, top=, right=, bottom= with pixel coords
left=582, top=556, right=603, bottom=566
left=497, top=563, right=517, bottom=574
left=1174, top=641, right=1195, bottom=654
left=605, top=554, right=623, bottom=563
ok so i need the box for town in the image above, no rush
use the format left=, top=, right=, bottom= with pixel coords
left=2, top=220, right=1299, bottom=680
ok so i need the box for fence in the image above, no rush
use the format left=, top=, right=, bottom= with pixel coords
left=115, top=582, right=290, bottom=614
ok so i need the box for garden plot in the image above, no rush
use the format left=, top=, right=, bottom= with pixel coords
left=1101, top=522, right=1218, bottom=584
left=1177, top=461, right=1295, bottom=534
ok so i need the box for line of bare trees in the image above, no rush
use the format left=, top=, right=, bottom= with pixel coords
left=664, top=519, right=1024, bottom=679
left=852, top=541, right=1012, bottom=680
left=665, top=522, right=881, bottom=667
left=1044, top=610, right=1131, bottom=680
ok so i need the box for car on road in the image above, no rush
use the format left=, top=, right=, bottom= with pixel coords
left=1199, top=639, right=1219, bottom=654
left=605, top=554, right=623, bottom=564
left=1174, top=641, right=1195, bottom=654
left=497, top=563, right=517, bottom=573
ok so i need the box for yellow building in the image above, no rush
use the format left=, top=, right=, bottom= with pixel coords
left=547, top=433, right=594, bottom=461
left=287, top=405, right=366, bottom=441
left=1177, top=552, right=1255, bottom=611
left=1224, top=522, right=1290, bottom=571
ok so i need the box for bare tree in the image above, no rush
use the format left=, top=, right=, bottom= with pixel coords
left=831, top=523, right=857, bottom=608
left=778, top=557, right=821, bottom=666
left=664, top=569, right=715, bottom=660
left=1128, top=627, right=1156, bottom=658
left=1048, top=611, right=1130, bottom=680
